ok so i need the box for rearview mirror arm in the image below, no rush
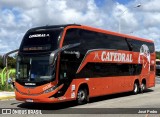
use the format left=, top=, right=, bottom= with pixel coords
left=49, top=43, right=80, bottom=65
left=3, top=49, right=19, bottom=67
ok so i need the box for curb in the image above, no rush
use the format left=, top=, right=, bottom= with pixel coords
left=0, top=96, right=15, bottom=100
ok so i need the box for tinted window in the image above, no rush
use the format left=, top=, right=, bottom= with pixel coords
left=63, top=29, right=80, bottom=46
left=20, top=29, right=62, bottom=52
left=127, top=39, right=155, bottom=53
left=63, top=28, right=154, bottom=53
left=79, top=30, right=129, bottom=51
left=76, top=63, right=142, bottom=78
left=147, top=42, right=155, bottom=53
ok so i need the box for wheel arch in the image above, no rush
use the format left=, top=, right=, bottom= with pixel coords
left=77, top=83, right=89, bottom=97
left=141, top=78, right=146, bottom=85
left=134, top=79, right=140, bottom=86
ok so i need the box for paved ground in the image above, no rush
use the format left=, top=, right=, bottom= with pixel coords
left=0, top=92, right=15, bottom=100
left=0, top=77, right=160, bottom=117
left=156, top=76, right=160, bottom=84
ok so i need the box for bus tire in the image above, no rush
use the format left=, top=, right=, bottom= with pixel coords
left=141, top=83, right=146, bottom=93
left=77, top=88, right=88, bottom=105
left=133, top=82, right=139, bottom=94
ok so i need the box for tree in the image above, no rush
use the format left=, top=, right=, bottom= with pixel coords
left=0, top=55, right=3, bottom=69
left=0, top=55, right=16, bottom=69
left=7, top=56, right=16, bottom=68
left=156, top=51, right=160, bottom=59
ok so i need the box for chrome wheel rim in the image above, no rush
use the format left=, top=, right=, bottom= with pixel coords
left=134, top=84, right=138, bottom=93
left=78, top=90, right=85, bottom=101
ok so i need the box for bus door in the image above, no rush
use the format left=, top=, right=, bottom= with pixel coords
left=58, top=28, right=81, bottom=98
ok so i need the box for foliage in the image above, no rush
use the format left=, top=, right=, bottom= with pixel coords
left=0, top=84, right=14, bottom=91
left=0, top=55, right=16, bottom=91
left=0, top=55, right=16, bottom=69
left=0, top=56, right=3, bottom=69
left=156, top=51, right=160, bottom=59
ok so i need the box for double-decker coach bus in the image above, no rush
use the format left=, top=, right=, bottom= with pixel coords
left=3, top=24, right=155, bottom=104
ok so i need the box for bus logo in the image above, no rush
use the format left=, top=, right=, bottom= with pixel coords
left=138, top=44, right=150, bottom=70
left=94, top=52, right=100, bottom=60
left=101, top=51, right=133, bottom=63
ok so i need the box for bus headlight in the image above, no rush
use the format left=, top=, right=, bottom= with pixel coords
left=44, top=86, right=56, bottom=93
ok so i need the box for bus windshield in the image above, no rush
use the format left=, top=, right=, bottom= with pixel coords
left=16, top=55, right=55, bottom=81
left=20, top=29, right=62, bottom=53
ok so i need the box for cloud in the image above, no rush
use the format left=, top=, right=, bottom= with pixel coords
left=143, top=12, right=160, bottom=27
left=0, top=0, right=160, bottom=54
left=112, top=3, right=138, bottom=33
left=141, top=0, right=160, bottom=12
left=0, top=0, right=47, bottom=10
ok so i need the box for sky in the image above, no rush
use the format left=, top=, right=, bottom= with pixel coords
left=0, top=0, right=160, bottom=54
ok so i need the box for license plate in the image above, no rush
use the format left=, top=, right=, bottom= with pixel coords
left=26, top=99, right=33, bottom=102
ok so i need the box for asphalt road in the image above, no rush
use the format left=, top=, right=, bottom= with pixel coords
left=1, top=77, right=160, bottom=117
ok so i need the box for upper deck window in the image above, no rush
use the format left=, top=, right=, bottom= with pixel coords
left=20, top=29, right=62, bottom=53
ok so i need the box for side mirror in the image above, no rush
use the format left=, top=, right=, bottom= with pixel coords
left=3, top=49, right=19, bottom=67
left=49, top=43, right=80, bottom=65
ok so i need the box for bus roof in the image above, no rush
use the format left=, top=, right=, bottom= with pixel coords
left=28, top=24, right=80, bottom=32
left=28, top=24, right=154, bottom=43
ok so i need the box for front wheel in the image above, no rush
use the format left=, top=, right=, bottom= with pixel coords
left=133, top=82, right=139, bottom=94
left=77, top=88, right=88, bottom=105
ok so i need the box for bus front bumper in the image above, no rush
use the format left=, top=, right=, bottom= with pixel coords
left=15, top=90, right=75, bottom=103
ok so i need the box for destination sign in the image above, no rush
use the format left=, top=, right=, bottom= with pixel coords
left=23, top=46, right=50, bottom=51
left=29, top=34, right=50, bottom=38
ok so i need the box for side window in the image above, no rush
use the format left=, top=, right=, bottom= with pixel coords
left=147, top=42, right=155, bottom=53
left=63, top=29, right=80, bottom=46
left=79, top=30, right=129, bottom=51
left=80, top=30, right=97, bottom=50
left=107, top=35, right=129, bottom=51
left=128, top=39, right=140, bottom=52
left=128, top=39, right=155, bottom=53
left=76, top=63, right=142, bottom=78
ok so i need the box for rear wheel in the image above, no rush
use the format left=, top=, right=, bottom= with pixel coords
left=133, top=82, right=139, bottom=94
left=141, top=83, right=146, bottom=93
left=77, top=88, right=88, bottom=105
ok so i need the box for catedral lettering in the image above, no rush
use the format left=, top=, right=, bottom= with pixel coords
left=3, top=24, right=155, bottom=105
left=101, top=51, right=133, bottom=62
